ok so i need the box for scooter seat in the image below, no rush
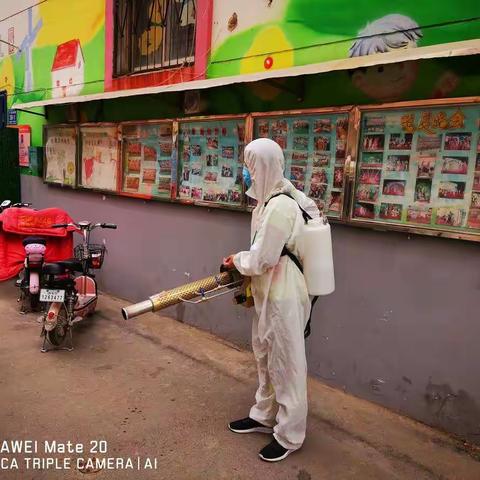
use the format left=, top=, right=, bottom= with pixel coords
left=57, top=259, right=83, bottom=272
left=43, top=263, right=67, bottom=275
left=22, top=236, right=46, bottom=247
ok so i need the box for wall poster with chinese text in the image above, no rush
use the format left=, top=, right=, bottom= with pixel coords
left=253, top=112, right=350, bottom=217
left=353, top=104, right=480, bottom=234
left=79, top=125, right=119, bottom=192
left=121, top=122, right=174, bottom=198
left=44, top=125, right=77, bottom=187
left=177, top=118, right=245, bottom=207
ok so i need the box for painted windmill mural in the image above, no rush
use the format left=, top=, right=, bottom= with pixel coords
left=15, top=8, right=42, bottom=93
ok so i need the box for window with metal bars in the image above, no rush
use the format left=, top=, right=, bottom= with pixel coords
left=114, top=0, right=196, bottom=76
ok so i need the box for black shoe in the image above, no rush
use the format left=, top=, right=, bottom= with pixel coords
left=259, top=438, right=294, bottom=462
left=228, top=417, right=273, bottom=434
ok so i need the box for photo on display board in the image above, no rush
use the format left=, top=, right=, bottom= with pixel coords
left=359, top=168, right=382, bottom=185
left=128, top=157, right=141, bottom=173
left=314, top=135, right=330, bottom=151
left=436, top=207, right=466, bottom=227
left=329, top=192, right=342, bottom=212
left=468, top=209, right=480, bottom=229
left=389, top=133, right=413, bottom=150
left=182, top=167, right=190, bottom=182
left=416, top=134, right=442, bottom=152
left=333, top=167, right=344, bottom=188
left=311, top=168, right=328, bottom=184
left=363, top=134, right=384, bottom=151
left=272, top=120, right=288, bottom=135
left=354, top=202, right=376, bottom=219
left=417, top=155, right=436, bottom=178
left=309, top=182, right=328, bottom=200
left=293, top=136, right=309, bottom=150
left=142, top=169, right=156, bottom=184
left=191, top=145, right=202, bottom=156
left=313, top=153, right=330, bottom=167
left=126, top=176, right=140, bottom=191
left=383, top=179, right=406, bottom=196
left=290, top=166, right=306, bottom=182
left=407, top=206, right=432, bottom=224
left=258, top=121, right=269, bottom=137
left=380, top=203, right=403, bottom=221
left=336, top=139, right=346, bottom=159
left=222, top=146, right=235, bottom=159
left=192, top=187, right=203, bottom=200
left=160, top=142, right=172, bottom=157
left=362, top=152, right=384, bottom=168
left=414, top=179, right=432, bottom=203
left=386, top=155, right=410, bottom=172
left=179, top=185, right=191, bottom=198
left=292, top=151, right=308, bottom=166
left=206, top=153, right=218, bottom=167
left=441, top=156, right=469, bottom=175
left=158, top=177, right=170, bottom=193
left=221, top=165, right=234, bottom=178
left=356, top=184, right=379, bottom=202
left=336, top=119, right=349, bottom=139
left=144, top=146, right=157, bottom=162
left=471, top=192, right=480, bottom=208
left=474, top=174, right=480, bottom=191
left=314, top=119, right=332, bottom=133
left=364, top=116, right=385, bottom=133
left=207, top=137, right=218, bottom=149
left=438, top=181, right=466, bottom=200
left=292, top=120, right=309, bottom=134
left=204, top=171, right=218, bottom=182
left=191, top=163, right=202, bottom=175
left=444, top=133, right=472, bottom=151
left=475, top=154, right=480, bottom=171
left=273, top=135, right=287, bottom=149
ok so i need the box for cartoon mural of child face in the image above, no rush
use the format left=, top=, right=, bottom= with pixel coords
left=351, top=62, right=419, bottom=102
left=349, top=14, right=422, bottom=101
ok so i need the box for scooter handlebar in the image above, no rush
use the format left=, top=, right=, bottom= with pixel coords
left=51, top=223, right=69, bottom=228
left=100, top=223, right=117, bottom=229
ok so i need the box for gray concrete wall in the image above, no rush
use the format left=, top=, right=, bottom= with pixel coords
left=22, top=175, right=480, bottom=443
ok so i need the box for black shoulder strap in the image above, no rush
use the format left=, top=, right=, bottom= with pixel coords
left=265, top=192, right=313, bottom=224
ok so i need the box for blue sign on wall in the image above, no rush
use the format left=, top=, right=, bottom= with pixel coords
left=7, top=109, right=17, bottom=125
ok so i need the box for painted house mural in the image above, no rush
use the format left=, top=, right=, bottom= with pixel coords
left=51, top=39, right=85, bottom=98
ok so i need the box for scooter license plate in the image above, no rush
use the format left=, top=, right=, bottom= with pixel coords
left=40, top=289, right=65, bottom=302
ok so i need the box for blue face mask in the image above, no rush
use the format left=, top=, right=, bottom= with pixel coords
left=243, top=166, right=252, bottom=189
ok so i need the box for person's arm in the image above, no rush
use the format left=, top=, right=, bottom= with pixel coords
left=233, top=198, right=296, bottom=277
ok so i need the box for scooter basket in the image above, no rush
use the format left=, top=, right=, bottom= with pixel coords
left=74, top=244, right=106, bottom=269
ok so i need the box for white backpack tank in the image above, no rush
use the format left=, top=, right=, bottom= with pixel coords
left=298, top=216, right=335, bottom=296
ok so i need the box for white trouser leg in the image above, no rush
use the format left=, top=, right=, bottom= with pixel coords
left=249, top=316, right=278, bottom=427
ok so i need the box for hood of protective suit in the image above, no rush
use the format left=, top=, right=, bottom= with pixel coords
left=244, top=138, right=285, bottom=203
left=244, top=138, right=320, bottom=227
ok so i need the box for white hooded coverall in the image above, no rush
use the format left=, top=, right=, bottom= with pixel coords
left=233, top=138, right=320, bottom=450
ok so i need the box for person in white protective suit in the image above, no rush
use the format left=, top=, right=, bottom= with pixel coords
left=223, top=138, right=320, bottom=462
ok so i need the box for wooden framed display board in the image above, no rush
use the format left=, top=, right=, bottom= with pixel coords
left=43, top=125, right=78, bottom=187
left=78, top=124, right=120, bottom=192
left=120, top=121, right=174, bottom=200
left=349, top=97, right=480, bottom=241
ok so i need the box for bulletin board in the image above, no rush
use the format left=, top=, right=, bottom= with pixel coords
left=350, top=100, right=480, bottom=239
left=43, top=125, right=77, bottom=187
left=177, top=116, right=246, bottom=208
left=79, top=124, right=120, bottom=192
left=120, top=121, right=174, bottom=199
left=253, top=109, right=351, bottom=218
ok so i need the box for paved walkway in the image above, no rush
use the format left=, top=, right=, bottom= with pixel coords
left=1, top=281, right=479, bottom=479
